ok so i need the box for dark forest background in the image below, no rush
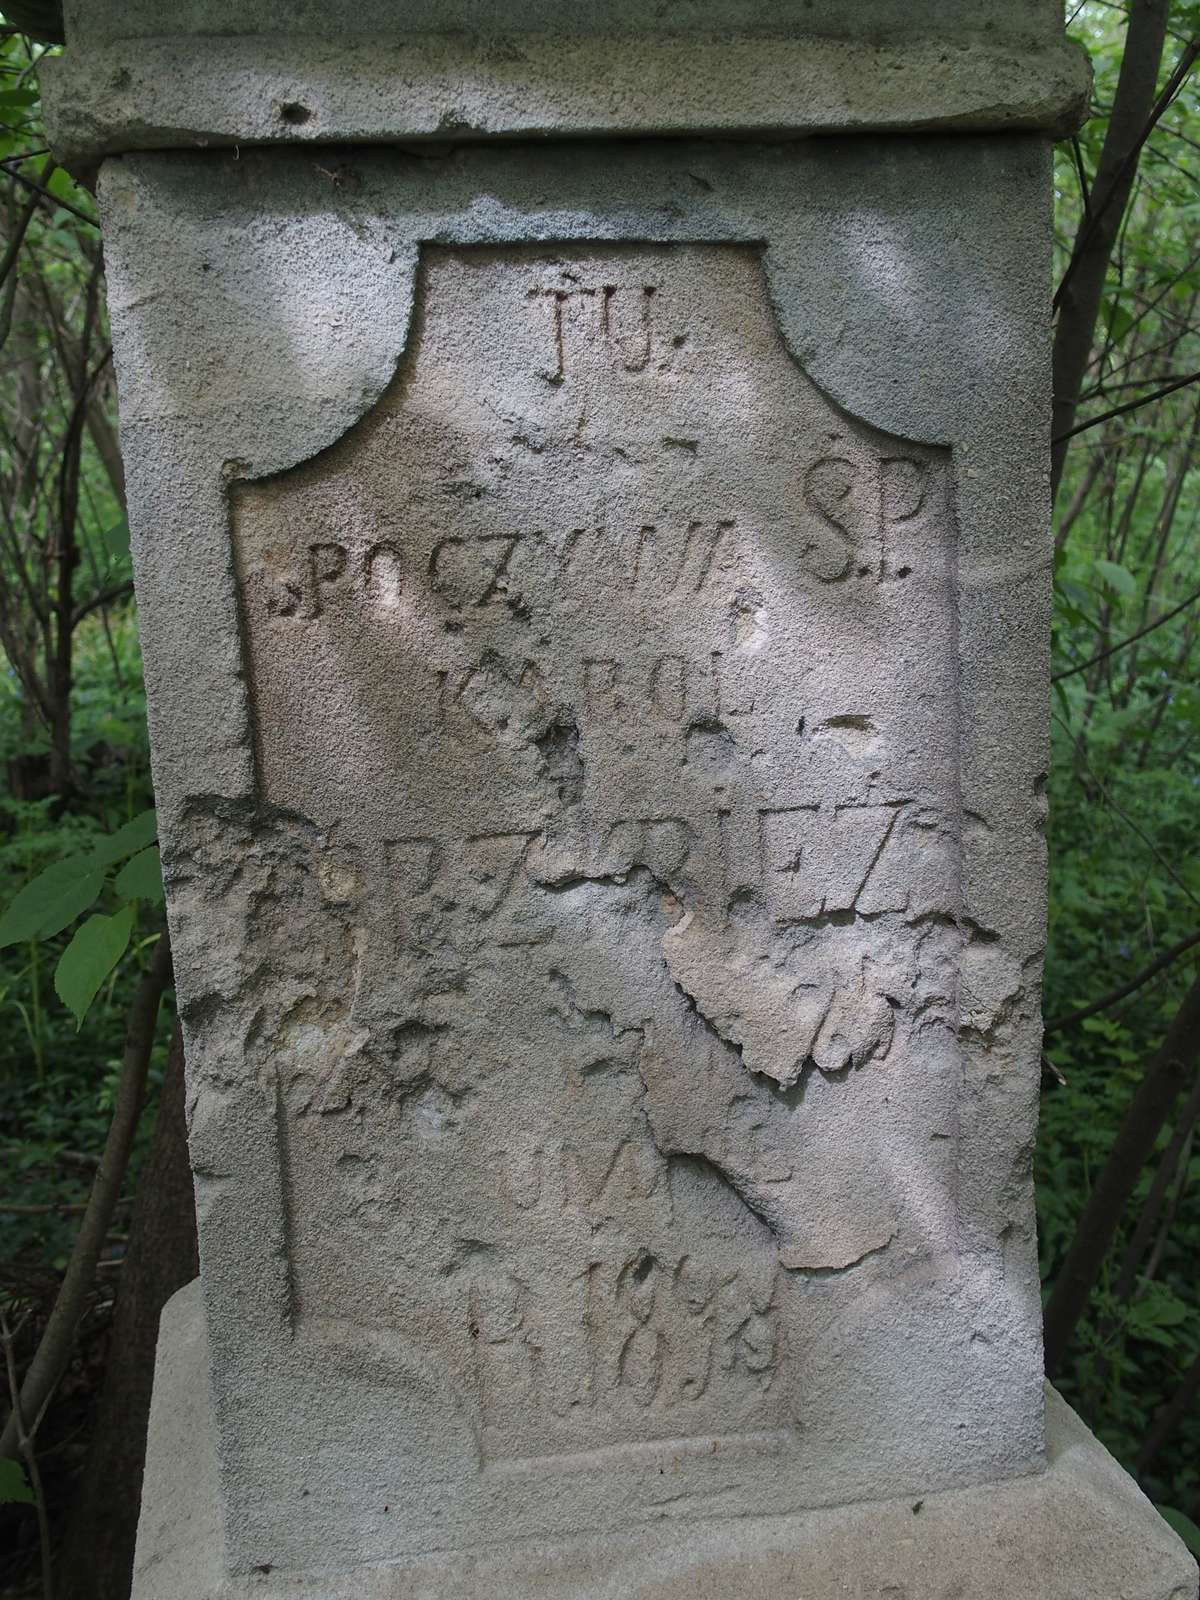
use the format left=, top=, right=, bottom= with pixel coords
left=1, top=3, right=1199, bottom=1595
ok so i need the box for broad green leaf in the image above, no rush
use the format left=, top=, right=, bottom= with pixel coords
left=88, top=809, right=158, bottom=869
left=1100, top=296, right=1134, bottom=346
left=115, top=846, right=163, bottom=904
left=0, top=857, right=104, bottom=949
left=100, top=516, right=130, bottom=559
left=54, top=906, right=136, bottom=1028
left=1157, top=1507, right=1200, bottom=1559
left=1125, top=1285, right=1191, bottom=1348
left=1095, top=560, right=1136, bottom=597
left=0, top=1459, right=34, bottom=1506
left=46, top=168, right=90, bottom=208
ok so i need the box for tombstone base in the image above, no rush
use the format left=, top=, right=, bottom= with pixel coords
left=134, top=1282, right=1197, bottom=1600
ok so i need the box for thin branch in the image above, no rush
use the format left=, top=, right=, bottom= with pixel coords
left=1045, top=929, right=1200, bottom=1033
left=1051, top=583, right=1200, bottom=681
left=1138, top=1121, right=1195, bottom=1290
left=1051, top=4, right=1176, bottom=501
left=72, top=580, right=133, bottom=629
left=1053, top=367, right=1200, bottom=444
left=1071, top=134, right=1093, bottom=220
left=3, top=165, right=96, bottom=229
left=0, top=167, right=45, bottom=295
left=1081, top=372, right=1200, bottom=399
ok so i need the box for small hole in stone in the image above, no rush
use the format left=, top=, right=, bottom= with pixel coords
left=897, top=565, right=912, bottom=578
left=278, top=101, right=312, bottom=125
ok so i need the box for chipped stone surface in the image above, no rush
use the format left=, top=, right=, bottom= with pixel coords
left=94, top=128, right=1068, bottom=1579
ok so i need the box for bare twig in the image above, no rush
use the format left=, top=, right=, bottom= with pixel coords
left=1053, top=367, right=1200, bottom=443
left=1044, top=928, right=1200, bottom=1033
left=72, top=579, right=133, bottom=628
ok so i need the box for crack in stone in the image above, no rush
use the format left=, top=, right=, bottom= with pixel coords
left=783, top=1229, right=898, bottom=1279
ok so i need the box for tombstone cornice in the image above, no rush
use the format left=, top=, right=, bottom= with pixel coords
left=42, top=23, right=1091, bottom=170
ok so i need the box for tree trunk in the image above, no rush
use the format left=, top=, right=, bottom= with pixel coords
left=1051, top=0, right=1172, bottom=503
left=55, top=1021, right=197, bottom=1600
left=1043, top=968, right=1200, bottom=1375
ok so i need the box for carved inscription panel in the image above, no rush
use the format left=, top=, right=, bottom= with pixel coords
left=231, top=246, right=961, bottom=1470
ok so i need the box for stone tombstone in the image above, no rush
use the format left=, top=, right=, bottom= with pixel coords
left=43, top=5, right=1197, bottom=1598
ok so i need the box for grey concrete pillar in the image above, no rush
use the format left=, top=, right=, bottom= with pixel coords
left=42, top=5, right=1196, bottom=1595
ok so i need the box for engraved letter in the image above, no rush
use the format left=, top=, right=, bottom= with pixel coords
left=365, top=541, right=405, bottom=607
left=603, top=284, right=655, bottom=372
left=801, top=457, right=857, bottom=582
left=649, top=655, right=687, bottom=721
left=759, top=805, right=821, bottom=919
left=880, top=456, right=928, bottom=525
left=307, top=542, right=348, bottom=617
left=584, top=658, right=622, bottom=718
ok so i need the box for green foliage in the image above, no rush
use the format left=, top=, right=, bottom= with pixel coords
left=0, top=806, right=158, bottom=1033
left=0, top=807, right=157, bottom=949
left=114, top=845, right=163, bottom=904
left=53, top=906, right=136, bottom=1028
left=1094, top=559, right=1137, bottom=597
left=1158, top=1505, right=1200, bottom=1558
left=0, top=856, right=105, bottom=948
left=0, top=1459, right=34, bottom=1507
left=1038, top=0, right=1200, bottom=1523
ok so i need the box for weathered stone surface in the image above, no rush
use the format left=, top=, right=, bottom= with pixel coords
left=42, top=3, right=1090, bottom=167
left=209, top=240, right=983, bottom=1526
left=93, top=136, right=1060, bottom=1576
left=133, top=1282, right=1200, bottom=1600
left=60, top=0, right=1075, bottom=41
